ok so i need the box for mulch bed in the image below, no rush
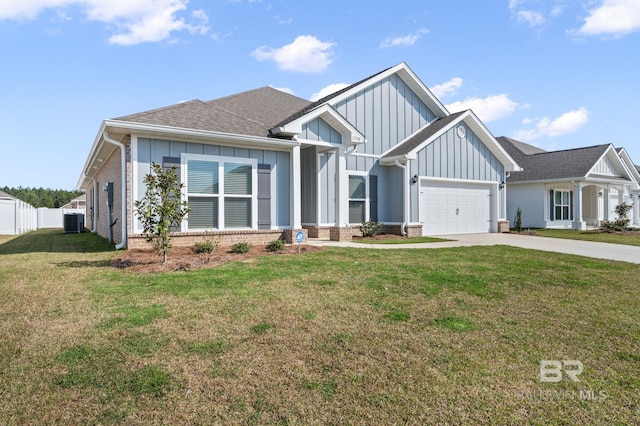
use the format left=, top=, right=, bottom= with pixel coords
left=111, top=244, right=323, bottom=273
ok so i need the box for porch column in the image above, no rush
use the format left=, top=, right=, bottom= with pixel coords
left=291, top=145, right=301, bottom=229
left=331, top=146, right=351, bottom=241
left=603, top=186, right=610, bottom=222
left=572, top=183, right=586, bottom=230
left=631, top=193, right=639, bottom=226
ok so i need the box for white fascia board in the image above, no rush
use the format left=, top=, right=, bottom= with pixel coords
left=616, top=148, right=640, bottom=183
left=106, top=120, right=301, bottom=150
left=387, top=110, right=522, bottom=172
left=461, top=111, right=522, bottom=172
left=76, top=121, right=108, bottom=189
left=586, top=145, right=632, bottom=181
left=279, top=105, right=366, bottom=146
left=318, top=62, right=449, bottom=118
left=379, top=154, right=410, bottom=166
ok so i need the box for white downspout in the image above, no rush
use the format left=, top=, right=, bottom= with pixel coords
left=84, top=175, right=98, bottom=233
left=102, top=131, right=127, bottom=250
left=394, top=160, right=409, bottom=236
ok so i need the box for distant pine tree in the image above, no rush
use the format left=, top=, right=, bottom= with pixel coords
left=0, top=186, right=84, bottom=208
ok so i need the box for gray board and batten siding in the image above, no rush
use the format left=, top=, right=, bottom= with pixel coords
left=333, top=72, right=438, bottom=167
left=136, top=137, right=291, bottom=229
left=407, top=122, right=505, bottom=223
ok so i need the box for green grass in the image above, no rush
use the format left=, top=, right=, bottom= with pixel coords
left=353, top=236, right=452, bottom=244
left=533, top=228, right=640, bottom=246
left=1, top=229, right=639, bottom=424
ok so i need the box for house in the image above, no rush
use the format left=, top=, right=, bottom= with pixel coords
left=0, top=190, right=37, bottom=235
left=77, top=63, right=521, bottom=248
left=61, top=194, right=86, bottom=210
left=497, top=137, right=640, bottom=229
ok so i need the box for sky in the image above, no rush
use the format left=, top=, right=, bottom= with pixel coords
left=1, top=0, right=639, bottom=190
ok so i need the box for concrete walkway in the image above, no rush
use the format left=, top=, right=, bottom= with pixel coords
left=307, top=233, right=640, bottom=264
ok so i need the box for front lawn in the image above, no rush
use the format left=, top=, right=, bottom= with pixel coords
left=534, top=228, right=640, bottom=246
left=1, top=229, right=639, bottom=424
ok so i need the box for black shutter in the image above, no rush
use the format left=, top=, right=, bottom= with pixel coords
left=549, top=190, right=554, bottom=221
left=163, top=157, right=181, bottom=231
left=369, top=175, right=378, bottom=222
left=257, top=164, right=271, bottom=229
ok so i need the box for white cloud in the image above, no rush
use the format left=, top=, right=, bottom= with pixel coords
left=310, top=83, right=349, bottom=102
left=430, top=77, right=463, bottom=98
left=550, top=5, right=564, bottom=17
left=446, top=94, right=519, bottom=122
left=574, top=0, right=640, bottom=37
left=380, top=28, right=428, bottom=49
left=251, top=35, right=335, bottom=74
left=0, top=0, right=75, bottom=19
left=269, top=85, right=295, bottom=96
left=515, top=9, right=546, bottom=27
left=0, top=0, right=210, bottom=45
left=513, top=107, right=590, bottom=141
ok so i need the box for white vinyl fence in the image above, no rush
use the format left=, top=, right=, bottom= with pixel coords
left=0, top=198, right=37, bottom=235
left=0, top=192, right=87, bottom=235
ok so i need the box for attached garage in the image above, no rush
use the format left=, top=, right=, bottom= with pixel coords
left=419, top=180, right=494, bottom=235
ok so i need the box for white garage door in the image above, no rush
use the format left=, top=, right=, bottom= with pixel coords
left=419, top=180, right=492, bottom=235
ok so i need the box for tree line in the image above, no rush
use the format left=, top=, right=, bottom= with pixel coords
left=0, top=186, right=84, bottom=208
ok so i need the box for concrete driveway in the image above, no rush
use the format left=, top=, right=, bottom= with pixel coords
left=308, top=233, right=640, bottom=264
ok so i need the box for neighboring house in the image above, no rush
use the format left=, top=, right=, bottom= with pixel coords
left=0, top=190, right=37, bottom=235
left=497, top=137, right=640, bottom=229
left=77, top=63, right=521, bottom=248
left=61, top=194, right=86, bottom=210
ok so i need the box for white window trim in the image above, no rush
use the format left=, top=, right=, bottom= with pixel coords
left=348, top=172, right=369, bottom=225
left=181, top=153, right=258, bottom=231
left=554, top=189, right=571, bottom=221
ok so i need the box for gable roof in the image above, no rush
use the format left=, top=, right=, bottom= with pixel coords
left=383, top=112, right=465, bottom=158
left=114, top=87, right=310, bottom=138
left=273, top=62, right=449, bottom=132
left=381, top=110, right=521, bottom=171
left=272, top=66, right=394, bottom=129
left=497, top=137, right=614, bottom=182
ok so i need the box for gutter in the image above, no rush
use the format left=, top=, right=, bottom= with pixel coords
left=394, top=160, right=409, bottom=236
left=102, top=131, right=127, bottom=250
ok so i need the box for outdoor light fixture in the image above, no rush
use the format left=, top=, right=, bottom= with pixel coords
left=499, top=181, right=505, bottom=189
left=411, top=174, right=419, bottom=184
left=598, top=191, right=603, bottom=197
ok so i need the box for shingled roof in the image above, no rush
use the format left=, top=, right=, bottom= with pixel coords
left=497, top=136, right=612, bottom=182
left=382, top=112, right=466, bottom=158
left=114, top=87, right=311, bottom=138
left=272, top=66, right=394, bottom=130
left=0, top=190, right=16, bottom=200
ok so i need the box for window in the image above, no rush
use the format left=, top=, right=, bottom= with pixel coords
left=349, top=175, right=366, bottom=224
left=554, top=190, right=570, bottom=220
left=185, top=157, right=255, bottom=230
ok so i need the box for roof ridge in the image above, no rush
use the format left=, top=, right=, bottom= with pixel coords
left=529, top=143, right=610, bottom=156
left=206, top=86, right=307, bottom=104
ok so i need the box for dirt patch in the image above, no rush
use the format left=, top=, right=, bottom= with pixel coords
left=111, top=244, right=323, bottom=273
left=352, top=234, right=406, bottom=241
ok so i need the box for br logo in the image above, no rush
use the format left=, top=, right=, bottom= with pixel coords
left=539, top=360, right=583, bottom=383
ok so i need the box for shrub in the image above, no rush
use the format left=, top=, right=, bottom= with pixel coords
left=266, top=239, right=285, bottom=252
left=601, top=202, right=632, bottom=232
left=514, top=207, right=522, bottom=233
left=230, top=242, right=250, bottom=254
left=359, top=221, right=383, bottom=237
left=192, top=239, right=219, bottom=254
